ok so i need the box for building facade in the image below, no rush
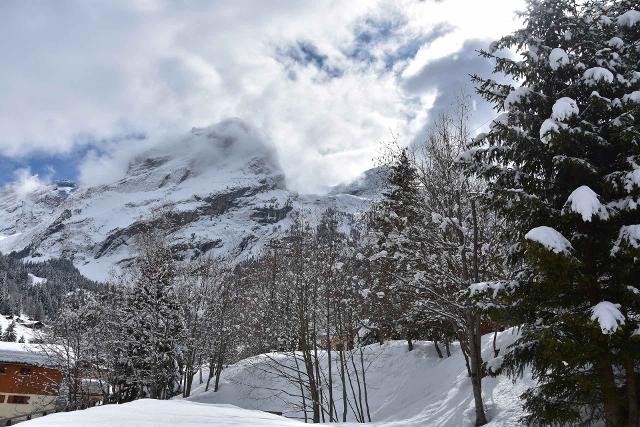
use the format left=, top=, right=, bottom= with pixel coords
left=0, top=343, right=62, bottom=421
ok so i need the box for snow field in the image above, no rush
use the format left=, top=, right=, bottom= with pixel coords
left=186, top=329, right=532, bottom=426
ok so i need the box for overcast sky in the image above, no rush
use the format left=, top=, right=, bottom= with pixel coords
left=0, top=0, right=524, bottom=193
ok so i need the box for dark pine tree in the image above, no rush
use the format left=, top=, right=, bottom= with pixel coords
left=466, top=1, right=640, bottom=425
left=126, top=231, right=183, bottom=400
left=1, top=321, right=16, bottom=342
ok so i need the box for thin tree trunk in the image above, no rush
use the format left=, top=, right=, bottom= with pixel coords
left=349, top=350, right=365, bottom=422
left=183, top=368, right=194, bottom=397
left=214, top=355, right=224, bottom=392
left=204, top=361, right=214, bottom=392
left=293, top=352, right=308, bottom=423
left=434, top=339, right=443, bottom=359
left=625, top=352, right=638, bottom=427
left=340, top=348, right=347, bottom=422
left=360, top=348, right=371, bottom=422
left=597, top=351, right=623, bottom=427
left=326, top=316, right=335, bottom=421
left=468, top=315, right=487, bottom=426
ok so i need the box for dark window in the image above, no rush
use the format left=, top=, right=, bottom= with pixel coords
left=0, top=366, right=6, bottom=374
left=7, top=395, right=30, bottom=404
left=18, top=368, right=32, bottom=376
left=0, top=394, right=5, bottom=403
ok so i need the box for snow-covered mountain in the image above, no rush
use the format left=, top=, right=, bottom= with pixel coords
left=0, top=119, right=380, bottom=282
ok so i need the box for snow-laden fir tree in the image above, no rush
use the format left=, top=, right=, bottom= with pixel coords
left=125, top=229, right=183, bottom=400
left=465, top=0, right=640, bottom=425
left=367, top=148, right=423, bottom=347
left=1, top=321, right=16, bottom=342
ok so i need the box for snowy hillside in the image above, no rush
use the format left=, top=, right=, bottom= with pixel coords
left=186, top=329, right=532, bottom=426
left=0, top=314, right=40, bottom=343
left=0, top=119, right=378, bottom=281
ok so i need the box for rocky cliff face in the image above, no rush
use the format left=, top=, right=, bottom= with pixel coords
left=0, top=120, right=379, bottom=281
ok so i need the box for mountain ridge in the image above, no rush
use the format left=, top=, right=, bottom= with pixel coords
left=0, top=120, right=382, bottom=281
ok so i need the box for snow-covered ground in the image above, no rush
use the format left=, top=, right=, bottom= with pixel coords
left=21, top=330, right=532, bottom=426
left=27, top=272, right=48, bottom=285
left=186, top=329, right=531, bottom=426
left=21, top=400, right=305, bottom=426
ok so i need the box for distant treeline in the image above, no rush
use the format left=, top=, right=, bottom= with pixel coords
left=0, top=253, right=100, bottom=320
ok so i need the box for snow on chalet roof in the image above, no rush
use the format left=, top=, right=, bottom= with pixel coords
left=0, top=342, right=54, bottom=367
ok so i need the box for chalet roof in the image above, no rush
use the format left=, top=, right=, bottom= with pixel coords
left=0, top=342, right=55, bottom=367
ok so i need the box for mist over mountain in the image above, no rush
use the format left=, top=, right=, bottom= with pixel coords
left=0, top=119, right=381, bottom=281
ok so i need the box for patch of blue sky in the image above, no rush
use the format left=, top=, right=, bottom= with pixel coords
left=0, top=132, right=145, bottom=186
left=277, top=40, right=343, bottom=80
left=345, top=16, right=452, bottom=73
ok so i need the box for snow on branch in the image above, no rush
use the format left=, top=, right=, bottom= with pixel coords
left=622, top=91, right=640, bottom=104
left=551, top=97, right=579, bottom=121
left=611, top=224, right=640, bottom=255
left=583, top=67, right=614, bottom=85
left=549, top=48, right=569, bottom=70
left=469, top=281, right=508, bottom=298
left=504, top=86, right=532, bottom=111
left=563, top=185, right=608, bottom=222
left=525, top=226, right=573, bottom=254
left=539, top=119, right=566, bottom=144
left=617, top=10, right=640, bottom=27
left=590, top=301, right=625, bottom=335
left=622, top=159, right=640, bottom=192
left=607, top=37, right=624, bottom=49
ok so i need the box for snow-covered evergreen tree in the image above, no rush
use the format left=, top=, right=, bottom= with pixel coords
left=1, top=321, right=17, bottom=342
left=367, top=148, right=423, bottom=346
left=466, top=0, right=640, bottom=424
left=125, top=229, right=183, bottom=400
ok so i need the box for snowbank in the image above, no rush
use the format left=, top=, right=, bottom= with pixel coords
left=20, top=331, right=534, bottom=426
left=21, top=400, right=304, bottom=426
left=186, top=330, right=532, bottom=426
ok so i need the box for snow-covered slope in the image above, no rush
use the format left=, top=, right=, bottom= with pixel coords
left=186, top=329, right=533, bottom=426
left=0, top=119, right=378, bottom=281
left=0, top=314, right=40, bottom=342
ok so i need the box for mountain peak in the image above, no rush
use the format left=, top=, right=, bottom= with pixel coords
left=0, top=120, right=380, bottom=281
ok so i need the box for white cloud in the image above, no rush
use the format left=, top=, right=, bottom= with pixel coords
left=7, top=168, right=50, bottom=197
left=0, top=0, right=524, bottom=193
